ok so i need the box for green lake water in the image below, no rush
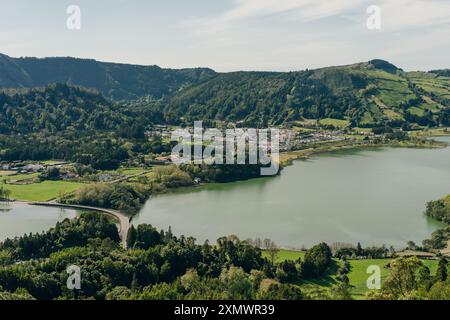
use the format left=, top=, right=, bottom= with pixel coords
left=1, top=137, right=449, bottom=248
left=133, top=137, right=450, bottom=249
left=0, top=203, right=80, bottom=240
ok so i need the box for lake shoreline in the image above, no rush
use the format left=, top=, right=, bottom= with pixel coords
left=279, top=138, right=447, bottom=167
left=134, top=136, right=450, bottom=251
left=2, top=135, right=449, bottom=253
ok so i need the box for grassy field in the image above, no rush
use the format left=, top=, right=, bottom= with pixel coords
left=344, top=259, right=390, bottom=298
left=278, top=140, right=379, bottom=166
left=0, top=180, right=85, bottom=201
left=0, top=166, right=150, bottom=202
left=263, top=249, right=439, bottom=299
left=262, top=249, right=305, bottom=263
left=409, top=127, right=450, bottom=138
left=39, top=160, right=65, bottom=165
left=1, top=173, right=40, bottom=182
left=102, top=167, right=148, bottom=176
left=117, top=167, right=148, bottom=175
left=318, top=118, right=350, bottom=128
left=292, top=126, right=316, bottom=133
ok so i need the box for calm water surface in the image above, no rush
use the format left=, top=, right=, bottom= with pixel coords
left=133, top=137, right=450, bottom=248
left=0, top=203, right=80, bottom=240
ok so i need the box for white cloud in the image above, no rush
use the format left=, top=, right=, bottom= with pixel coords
left=176, top=0, right=450, bottom=71
left=188, top=0, right=450, bottom=35
left=377, top=0, right=450, bottom=31
left=219, top=0, right=361, bottom=22
left=188, top=0, right=363, bottom=35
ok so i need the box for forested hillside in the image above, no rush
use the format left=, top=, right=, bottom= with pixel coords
left=0, top=212, right=329, bottom=300
left=0, top=53, right=215, bottom=100
left=0, top=84, right=164, bottom=168
left=0, top=84, right=126, bottom=134
left=150, top=59, right=450, bottom=128
left=1, top=54, right=449, bottom=129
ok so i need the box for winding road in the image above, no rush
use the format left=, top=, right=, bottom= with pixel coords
left=2, top=171, right=154, bottom=249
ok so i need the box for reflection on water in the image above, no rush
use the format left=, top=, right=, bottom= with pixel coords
left=134, top=136, right=450, bottom=249
left=0, top=203, right=81, bottom=240
left=0, top=203, right=12, bottom=213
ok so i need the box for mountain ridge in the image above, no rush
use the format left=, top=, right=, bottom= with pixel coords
left=149, top=59, right=449, bottom=128
left=0, top=53, right=216, bottom=101
left=0, top=53, right=449, bottom=128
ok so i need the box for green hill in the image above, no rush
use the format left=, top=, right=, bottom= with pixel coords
left=0, top=83, right=159, bottom=167
left=0, top=53, right=216, bottom=101
left=153, top=59, right=450, bottom=128
left=0, top=54, right=449, bottom=128
left=0, top=84, right=128, bottom=134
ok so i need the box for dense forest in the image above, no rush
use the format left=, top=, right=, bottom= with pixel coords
left=0, top=213, right=326, bottom=300
left=1, top=54, right=449, bottom=130
left=0, top=83, right=166, bottom=168
left=0, top=212, right=447, bottom=300
left=0, top=84, right=134, bottom=134
left=0, top=53, right=215, bottom=100
left=142, top=59, right=450, bottom=128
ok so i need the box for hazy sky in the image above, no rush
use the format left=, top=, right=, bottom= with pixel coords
left=1, top=0, right=449, bottom=71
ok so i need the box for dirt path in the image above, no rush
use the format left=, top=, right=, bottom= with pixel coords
left=2, top=171, right=152, bottom=248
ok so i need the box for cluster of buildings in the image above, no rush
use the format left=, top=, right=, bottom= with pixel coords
left=1, top=161, right=68, bottom=174
left=296, top=131, right=347, bottom=145
left=144, top=125, right=372, bottom=155
left=145, top=125, right=172, bottom=140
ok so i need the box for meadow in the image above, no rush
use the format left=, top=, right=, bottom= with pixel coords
left=0, top=179, right=84, bottom=202
left=0, top=165, right=150, bottom=202
left=263, top=249, right=439, bottom=299
left=318, top=118, right=350, bottom=128
left=0, top=171, right=84, bottom=202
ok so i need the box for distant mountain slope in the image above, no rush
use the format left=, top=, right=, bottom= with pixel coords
left=430, top=69, right=450, bottom=77
left=0, top=83, right=142, bottom=135
left=1, top=54, right=448, bottom=128
left=0, top=53, right=216, bottom=100
left=153, top=59, right=450, bottom=128
left=0, top=54, right=34, bottom=87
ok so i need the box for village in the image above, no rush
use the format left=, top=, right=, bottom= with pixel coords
left=145, top=122, right=378, bottom=153
left=1, top=122, right=378, bottom=179
left=0, top=121, right=383, bottom=203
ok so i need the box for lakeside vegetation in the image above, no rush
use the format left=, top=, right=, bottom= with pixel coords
left=278, top=134, right=446, bottom=167
left=423, top=195, right=450, bottom=253
left=63, top=165, right=192, bottom=214
left=1, top=56, right=450, bottom=301
left=426, top=195, right=450, bottom=224
left=0, top=68, right=448, bottom=208
left=0, top=180, right=83, bottom=202
left=0, top=213, right=447, bottom=300
left=262, top=249, right=441, bottom=299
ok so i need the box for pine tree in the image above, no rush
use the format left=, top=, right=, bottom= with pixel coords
left=435, top=256, right=448, bottom=282
left=356, top=242, right=363, bottom=256
left=126, top=225, right=137, bottom=249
